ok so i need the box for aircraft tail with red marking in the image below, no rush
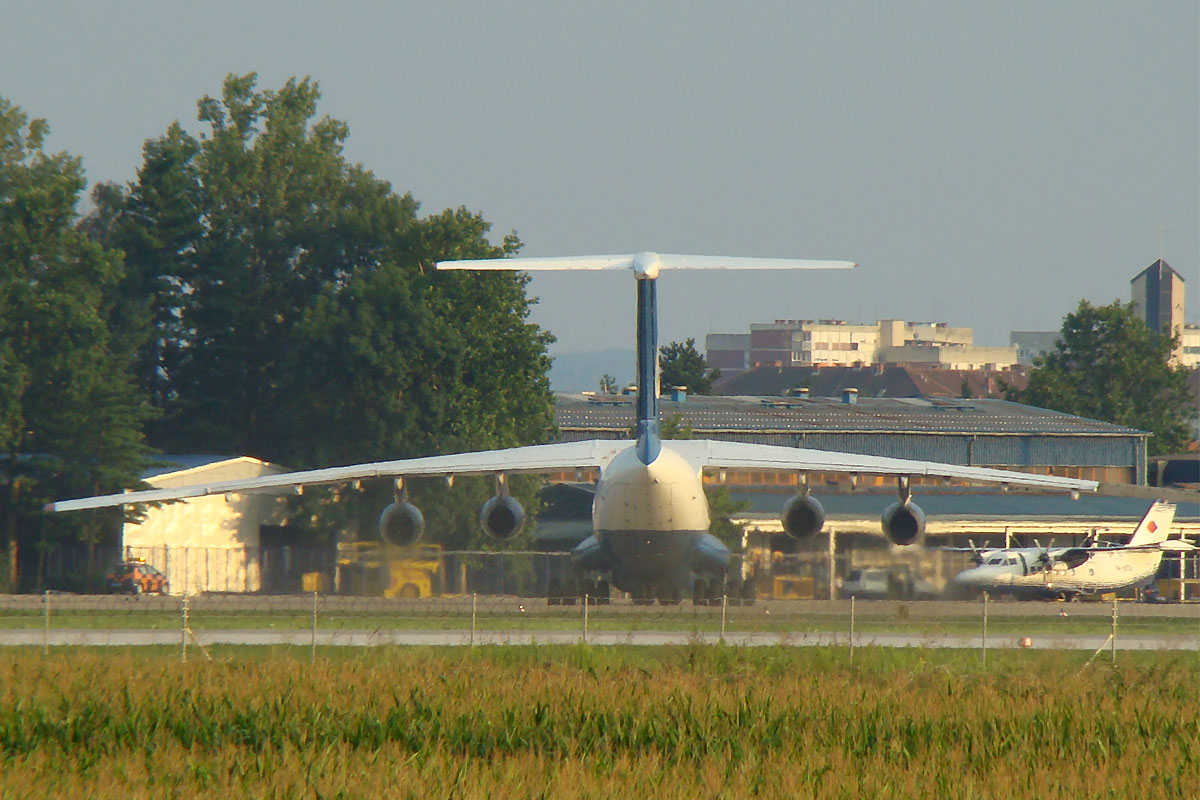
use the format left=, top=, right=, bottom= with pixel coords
left=1127, top=501, right=1175, bottom=547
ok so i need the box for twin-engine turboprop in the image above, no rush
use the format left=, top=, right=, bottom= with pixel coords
left=46, top=252, right=1099, bottom=602
left=950, top=501, right=1193, bottom=599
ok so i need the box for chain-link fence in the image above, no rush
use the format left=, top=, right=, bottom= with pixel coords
left=14, top=540, right=1200, bottom=603
left=1, top=591, right=1198, bottom=659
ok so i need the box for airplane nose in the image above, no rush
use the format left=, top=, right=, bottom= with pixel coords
left=952, top=568, right=983, bottom=586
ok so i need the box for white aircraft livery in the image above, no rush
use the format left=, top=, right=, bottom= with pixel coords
left=46, top=252, right=1100, bottom=603
left=951, top=501, right=1193, bottom=599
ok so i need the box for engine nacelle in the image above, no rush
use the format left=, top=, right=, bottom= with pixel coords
left=480, top=494, right=525, bottom=540
left=781, top=494, right=825, bottom=540
left=379, top=501, right=425, bottom=547
left=881, top=500, right=925, bottom=546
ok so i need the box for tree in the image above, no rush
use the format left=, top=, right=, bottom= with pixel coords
left=598, top=374, right=617, bottom=394
left=0, top=97, right=155, bottom=588
left=1012, top=300, right=1192, bottom=456
left=87, top=74, right=555, bottom=548
left=659, top=338, right=719, bottom=395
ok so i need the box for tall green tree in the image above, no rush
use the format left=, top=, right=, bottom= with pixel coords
left=1013, top=300, right=1192, bottom=456
left=0, top=98, right=155, bottom=587
left=88, top=74, right=554, bottom=548
left=659, top=338, right=719, bottom=395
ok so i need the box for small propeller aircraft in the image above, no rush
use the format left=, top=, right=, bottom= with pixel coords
left=949, top=501, right=1193, bottom=599
left=46, top=252, right=1099, bottom=603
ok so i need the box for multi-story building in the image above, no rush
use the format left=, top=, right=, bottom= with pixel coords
left=1010, top=331, right=1061, bottom=366
left=704, top=333, right=751, bottom=373
left=1181, top=324, right=1200, bottom=369
left=709, top=319, right=1017, bottom=374
left=1131, top=259, right=1187, bottom=361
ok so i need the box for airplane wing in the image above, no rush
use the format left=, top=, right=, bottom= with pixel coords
left=436, top=252, right=856, bottom=277
left=44, top=440, right=633, bottom=513
left=667, top=440, right=1099, bottom=493
left=46, top=436, right=1098, bottom=514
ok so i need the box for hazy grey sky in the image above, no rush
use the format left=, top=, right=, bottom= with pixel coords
left=3, top=1, right=1196, bottom=354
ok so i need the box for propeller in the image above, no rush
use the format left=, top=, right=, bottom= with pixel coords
left=1034, top=538, right=1056, bottom=569
left=967, top=539, right=984, bottom=565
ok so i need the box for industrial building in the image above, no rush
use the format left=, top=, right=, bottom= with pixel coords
left=556, top=391, right=1149, bottom=484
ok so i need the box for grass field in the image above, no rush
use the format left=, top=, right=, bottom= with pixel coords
left=0, top=646, right=1196, bottom=798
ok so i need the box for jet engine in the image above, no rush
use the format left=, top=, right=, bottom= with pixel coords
left=781, top=493, right=825, bottom=540
left=379, top=501, right=425, bottom=547
left=881, top=500, right=925, bottom=546
left=480, top=494, right=525, bottom=540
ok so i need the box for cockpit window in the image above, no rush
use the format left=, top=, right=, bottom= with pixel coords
left=987, top=556, right=1004, bottom=565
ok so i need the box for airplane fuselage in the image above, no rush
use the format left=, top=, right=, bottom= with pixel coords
left=953, top=547, right=1163, bottom=598
left=572, top=443, right=731, bottom=597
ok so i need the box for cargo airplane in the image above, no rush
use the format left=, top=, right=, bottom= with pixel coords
left=950, top=501, right=1193, bottom=599
left=47, top=252, right=1099, bottom=603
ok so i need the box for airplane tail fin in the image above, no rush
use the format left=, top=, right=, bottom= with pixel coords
left=437, top=252, right=855, bottom=465
left=1127, top=501, right=1176, bottom=547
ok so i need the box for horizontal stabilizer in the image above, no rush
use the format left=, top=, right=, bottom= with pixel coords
left=437, top=252, right=855, bottom=279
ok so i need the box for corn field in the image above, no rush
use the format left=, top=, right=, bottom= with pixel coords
left=0, top=647, right=1196, bottom=798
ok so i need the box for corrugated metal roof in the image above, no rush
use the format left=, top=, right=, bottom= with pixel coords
left=555, top=394, right=1146, bottom=437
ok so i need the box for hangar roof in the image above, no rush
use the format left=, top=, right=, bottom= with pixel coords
left=142, top=455, right=286, bottom=482
left=555, top=394, right=1145, bottom=437
left=729, top=488, right=1199, bottom=521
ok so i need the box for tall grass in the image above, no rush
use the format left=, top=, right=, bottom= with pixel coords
left=0, top=646, right=1196, bottom=798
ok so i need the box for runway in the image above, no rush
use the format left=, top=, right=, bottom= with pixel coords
left=3, top=627, right=1197, bottom=650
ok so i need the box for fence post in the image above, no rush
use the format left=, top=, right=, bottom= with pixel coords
left=42, top=589, right=50, bottom=656
left=1111, top=596, right=1117, bottom=665
left=981, top=591, right=988, bottom=666
left=720, top=594, right=727, bottom=642
left=849, top=595, right=855, bottom=665
left=470, top=593, right=477, bottom=647
left=583, top=594, right=589, bottom=644
left=181, top=595, right=189, bottom=664
left=827, top=527, right=837, bottom=601
left=311, top=590, right=318, bottom=663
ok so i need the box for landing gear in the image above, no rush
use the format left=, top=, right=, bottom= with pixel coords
left=549, top=577, right=579, bottom=605
left=656, top=580, right=681, bottom=606
left=741, top=576, right=758, bottom=606
left=594, top=578, right=611, bottom=605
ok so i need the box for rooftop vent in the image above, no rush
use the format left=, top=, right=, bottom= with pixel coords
left=842, top=388, right=858, bottom=405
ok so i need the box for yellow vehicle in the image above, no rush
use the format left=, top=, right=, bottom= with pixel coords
left=385, top=550, right=443, bottom=598
left=335, top=542, right=445, bottom=598
left=772, top=574, right=815, bottom=600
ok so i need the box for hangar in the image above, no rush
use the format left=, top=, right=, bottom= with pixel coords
left=119, top=456, right=288, bottom=595
left=554, top=391, right=1150, bottom=483
left=550, top=392, right=1198, bottom=599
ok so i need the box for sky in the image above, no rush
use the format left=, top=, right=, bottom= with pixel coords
left=2, top=1, right=1196, bottom=356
